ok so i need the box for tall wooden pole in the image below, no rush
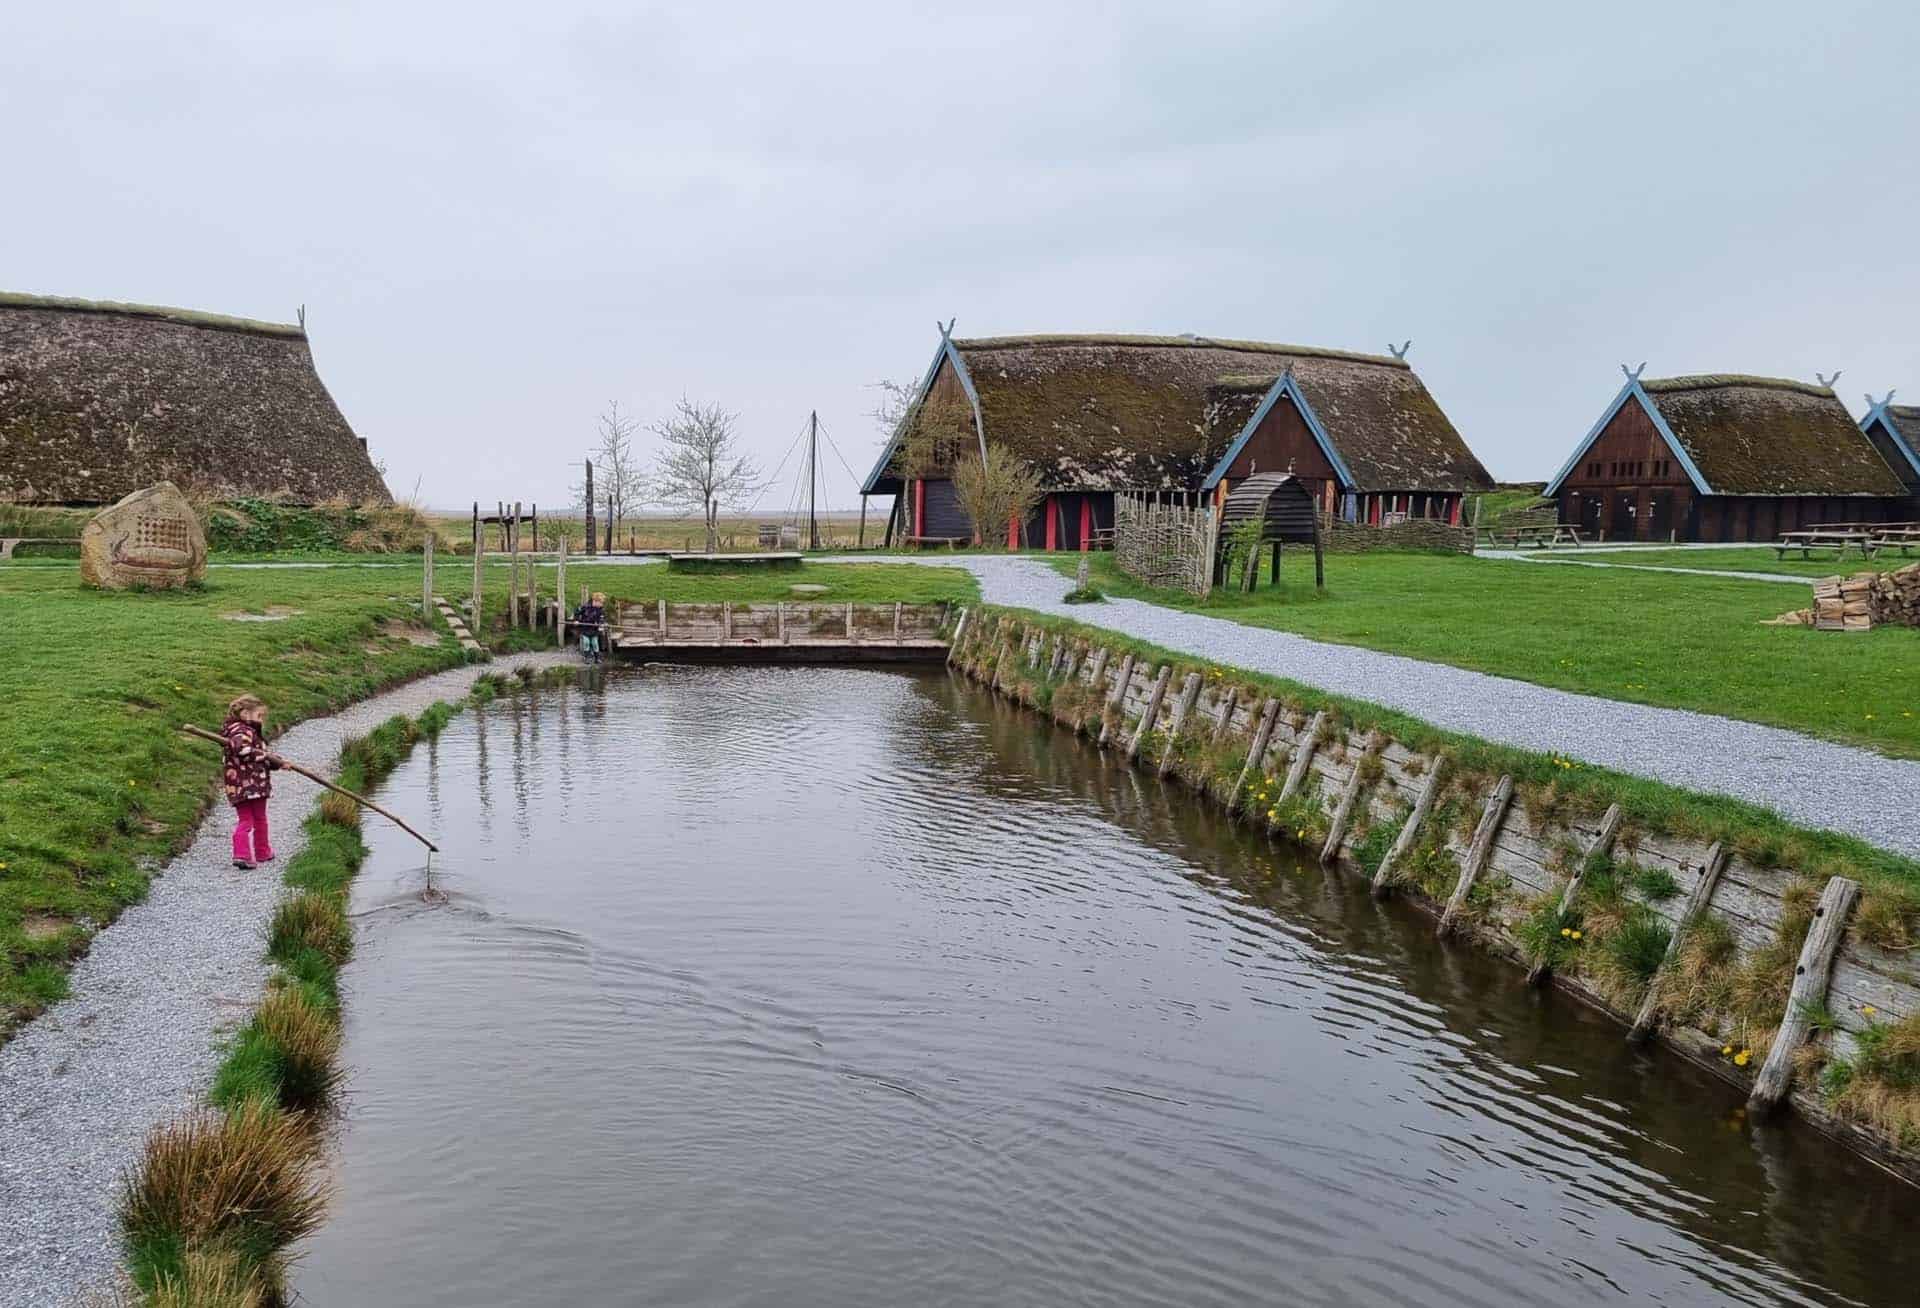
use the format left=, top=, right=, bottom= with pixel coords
left=556, top=535, right=568, bottom=644
left=584, top=459, right=596, bottom=557
left=808, top=410, right=820, bottom=551
left=470, top=505, right=483, bottom=636
left=422, top=532, right=434, bottom=618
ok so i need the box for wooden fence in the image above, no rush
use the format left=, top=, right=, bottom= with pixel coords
left=1113, top=493, right=1217, bottom=596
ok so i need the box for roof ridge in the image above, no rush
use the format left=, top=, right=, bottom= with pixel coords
left=1641, top=373, right=1834, bottom=398
left=0, top=290, right=305, bottom=339
left=951, top=333, right=1408, bottom=369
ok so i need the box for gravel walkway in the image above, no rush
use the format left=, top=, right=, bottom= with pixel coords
left=870, top=555, right=1920, bottom=858
left=1481, top=550, right=1813, bottom=585
left=0, top=651, right=571, bottom=1308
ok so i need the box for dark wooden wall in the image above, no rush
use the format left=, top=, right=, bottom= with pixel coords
left=1864, top=419, right=1920, bottom=496
left=1219, top=393, right=1338, bottom=501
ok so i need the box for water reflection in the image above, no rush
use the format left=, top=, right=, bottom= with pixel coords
left=299, top=667, right=1916, bottom=1308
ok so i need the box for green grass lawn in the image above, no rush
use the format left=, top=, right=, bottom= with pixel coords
left=1061, top=551, right=1920, bottom=757
left=0, top=559, right=974, bottom=1035
left=1535, top=546, right=1920, bottom=578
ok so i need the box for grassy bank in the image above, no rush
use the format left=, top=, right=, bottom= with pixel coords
left=118, top=670, right=571, bottom=1305
left=0, top=557, right=975, bottom=1037
left=1057, top=551, right=1920, bottom=757
left=969, top=603, right=1920, bottom=900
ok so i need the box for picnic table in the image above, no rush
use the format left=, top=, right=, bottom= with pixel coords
left=1774, top=530, right=1879, bottom=560
left=1484, top=525, right=1584, bottom=549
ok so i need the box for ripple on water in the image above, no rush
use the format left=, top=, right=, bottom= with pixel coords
left=299, top=668, right=1919, bottom=1308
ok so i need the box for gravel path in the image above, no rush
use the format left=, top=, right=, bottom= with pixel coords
left=870, top=554, right=1920, bottom=858
left=1481, top=550, right=1813, bottom=585
left=0, top=651, right=571, bottom=1308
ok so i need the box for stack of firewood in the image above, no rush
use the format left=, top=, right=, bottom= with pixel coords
left=1811, top=562, right=1920, bottom=632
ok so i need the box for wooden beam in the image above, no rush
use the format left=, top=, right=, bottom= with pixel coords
left=778, top=601, right=789, bottom=645
left=1158, top=672, right=1203, bottom=777
left=1629, top=842, right=1729, bottom=1042
left=1209, top=686, right=1239, bottom=748
left=945, top=607, right=969, bottom=665
left=722, top=601, right=732, bottom=643
left=1226, top=698, right=1280, bottom=813
left=1526, top=804, right=1622, bottom=984
left=555, top=535, right=567, bottom=643
left=1277, top=710, right=1327, bottom=806
left=1321, top=732, right=1383, bottom=863
left=1371, top=758, right=1445, bottom=898
left=657, top=599, right=668, bottom=642
left=1126, top=665, right=1172, bottom=760
left=1748, top=876, right=1860, bottom=1114
left=1437, top=774, right=1514, bottom=937
left=1098, top=653, right=1136, bottom=746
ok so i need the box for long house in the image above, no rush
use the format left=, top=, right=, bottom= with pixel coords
left=861, top=330, right=1491, bottom=548
left=1546, top=372, right=1912, bottom=542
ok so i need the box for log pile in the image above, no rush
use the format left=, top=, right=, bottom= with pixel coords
left=1808, top=563, right=1920, bottom=632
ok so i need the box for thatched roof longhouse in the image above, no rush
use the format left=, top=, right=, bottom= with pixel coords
left=865, top=332, right=1489, bottom=494
left=0, top=291, right=389, bottom=505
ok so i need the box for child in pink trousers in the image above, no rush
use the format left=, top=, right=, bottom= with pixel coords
left=221, top=694, right=282, bottom=869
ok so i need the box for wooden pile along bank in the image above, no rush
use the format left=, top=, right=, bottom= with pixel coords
left=944, top=607, right=1920, bottom=1181
left=1811, top=563, right=1920, bottom=631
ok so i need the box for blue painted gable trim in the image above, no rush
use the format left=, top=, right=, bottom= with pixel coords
left=1200, top=372, right=1355, bottom=493
left=1543, top=380, right=1713, bottom=498
left=860, top=334, right=987, bottom=494
left=1862, top=402, right=1920, bottom=480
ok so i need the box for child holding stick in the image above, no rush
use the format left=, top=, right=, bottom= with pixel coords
left=574, top=591, right=608, bottom=664
left=221, top=694, right=282, bottom=869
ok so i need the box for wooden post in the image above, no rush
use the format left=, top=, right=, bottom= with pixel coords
left=893, top=602, right=903, bottom=644
left=722, top=601, right=732, bottom=642
left=422, top=532, right=434, bottom=618
left=1320, top=732, right=1383, bottom=863
left=846, top=602, right=857, bottom=643
left=1127, top=665, right=1173, bottom=760
left=657, top=599, right=667, bottom=642
left=584, top=460, right=596, bottom=556
left=778, top=602, right=789, bottom=645
left=1749, top=876, right=1860, bottom=1114
left=1209, top=686, right=1239, bottom=748
left=555, top=536, right=568, bottom=644
left=1277, top=710, right=1327, bottom=805
left=1158, top=673, right=1203, bottom=777
left=1226, top=698, right=1281, bottom=812
left=946, top=607, right=969, bottom=665
left=470, top=516, right=483, bottom=636
left=1629, top=842, right=1729, bottom=1041
left=1371, top=759, right=1445, bottom=898
left=1526, top=804, right=1622, bottom=984
left=1097, top=653, right=1136, bottom=746
left=1312, top=512, right=1325, bottom=589
left=1437, top=774, right=1514, bottom=937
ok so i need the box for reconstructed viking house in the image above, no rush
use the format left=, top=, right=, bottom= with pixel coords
left=0, top=292, right=389, bottom=505
left=860, top=331, right=1490, bottom=548
left=1859, top=395, right=1920, bottom=504
left=1546, top=371, right=1910, bottom=542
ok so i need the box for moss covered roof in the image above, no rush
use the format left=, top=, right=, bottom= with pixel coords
left=932, top=334, right=1488, bottom=493
left=1640, top=375, right=1907, bottom=497
left=0, top=290, right=305, bottom=339
left=0, top=294, right=389, bottom=504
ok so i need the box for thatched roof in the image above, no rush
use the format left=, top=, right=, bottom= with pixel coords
left=1639, top=375, right=1906, bottom=497
left=0, top=291, right=389, bottom=505
left=885, top=333, right=1487, bottom=493
left=1202, top=361, right=1492, bottom=494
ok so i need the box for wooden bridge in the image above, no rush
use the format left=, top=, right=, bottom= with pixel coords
left=610, top=601, right=952, bottom=663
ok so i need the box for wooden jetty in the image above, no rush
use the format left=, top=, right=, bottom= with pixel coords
left=610, top=601, right=951, bottom=664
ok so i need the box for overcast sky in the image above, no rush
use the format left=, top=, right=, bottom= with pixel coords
left=6, top=2, right=1917, bottom=512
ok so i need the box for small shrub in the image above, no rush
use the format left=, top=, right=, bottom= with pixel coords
left=149, top=1247, right=266, bottom=1308
left=120, top=1103, right=329, bottom=1294
left=1630, top=866, right=1680, bottom=901
left=267, top=893, right=351, bottom=969
left=1062, top=586, right=1105, bottom=604
left=210, top=988, right=343, bottom=1117
left=316, top=790, right=361, bottom=828
left=1855, top=886, right=1920, bottom=950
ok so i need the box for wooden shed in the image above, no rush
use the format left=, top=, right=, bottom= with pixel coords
left=1211, top=472, right=1323, bottom=590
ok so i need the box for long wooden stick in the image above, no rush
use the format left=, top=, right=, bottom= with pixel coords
left=180, top=724, right=439, bottom=852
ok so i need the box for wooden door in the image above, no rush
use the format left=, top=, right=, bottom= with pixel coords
left=1647, top=490, right=1673, bottom=541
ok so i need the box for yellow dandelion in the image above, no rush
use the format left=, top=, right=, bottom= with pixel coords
left=128, top=780, right=137, bottom=787
left=1560, top=927, right=1572, bottom=937
left=1721, top=1045, right=1734, bottom=1056
left=1570, top=930, right=1583, bottom=940
left=1733, top=1051, right=1751, bottom=1067
left=1864, top=1004, right=1878, bottom=1017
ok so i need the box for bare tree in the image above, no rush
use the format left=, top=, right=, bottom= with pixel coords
left=650, top=398, right=760, bottom=552
left=572, top=401, right=645, bottom=538
left=952, top=444, right=1045, bottom=549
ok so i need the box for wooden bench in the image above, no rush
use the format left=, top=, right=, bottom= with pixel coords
left=1485, top=525, right=1584, bottom=549
left=902, top=535, right=969, bottom=550
left=1775, top=531, right=1878, bottom=560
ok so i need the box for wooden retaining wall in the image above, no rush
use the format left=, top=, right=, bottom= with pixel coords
left=946, top=608, right=1920, bottom=1183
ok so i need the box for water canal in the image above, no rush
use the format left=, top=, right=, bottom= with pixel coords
left=298, top=667, right=1916, bottom=1307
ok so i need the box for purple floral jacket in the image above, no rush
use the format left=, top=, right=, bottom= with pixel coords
left=221, top=718, right=280, bottom=804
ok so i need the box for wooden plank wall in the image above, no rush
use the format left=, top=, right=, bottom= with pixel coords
left=948, top=611, right=1920, bottom=1178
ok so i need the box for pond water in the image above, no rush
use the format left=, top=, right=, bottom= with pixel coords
left=298, top=667, right=1916, bottom=1307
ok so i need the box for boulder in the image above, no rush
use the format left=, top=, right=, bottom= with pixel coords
left=80, top=482, right=207, bottom=590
